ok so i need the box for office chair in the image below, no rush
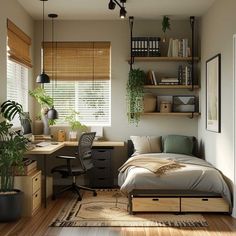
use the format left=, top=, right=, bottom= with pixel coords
left=51, top=132, right=97, bottom=200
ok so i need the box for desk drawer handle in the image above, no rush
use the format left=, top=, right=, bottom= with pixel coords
left=35, top=194, right=38, bottom=198
left=202, top=198, right=209, bottom=201
left=98, top=178, right=105, bottom=180
left=34, top=178, right=38, bottom=182
left=98, top=167, right=105, bottom=169
left=98, top=158, right=106, bottom=161
left=152, top=198, right=159, bottom=201
left=97, top=150, right=106, bottom=153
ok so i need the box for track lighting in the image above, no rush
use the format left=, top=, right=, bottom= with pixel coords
left=108, top=0, right=127, bottom=19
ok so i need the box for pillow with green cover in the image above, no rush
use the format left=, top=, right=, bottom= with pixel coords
left=163, top=135, right=193, bottom=155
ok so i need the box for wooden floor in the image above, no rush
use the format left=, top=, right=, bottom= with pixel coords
left=0, top=193, right=236, bottom=236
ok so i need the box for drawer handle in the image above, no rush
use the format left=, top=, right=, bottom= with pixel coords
left=202, top=198, right=209, bottom=201
left=97, top=150, right=106, bottom=153
left=35, top=194, right=38, bottom=198
left=152, top=198, right=159, bottom=201
left=98, top=159, right=106, bottom=161
left=98, top=178, right=105, bottom=180
left=98, top=167, right=105, bottom=169
left=35, top=178, right=38, bottom=181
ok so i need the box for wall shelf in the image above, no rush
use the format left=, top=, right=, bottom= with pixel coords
left=128, top=57, right=199, bottom=63
left=143, top=112, right=201, bottom=118
left=144, top=85, right=200, bottom=89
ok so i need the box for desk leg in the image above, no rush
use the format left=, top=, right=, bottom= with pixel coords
left=43, top=154, right=47, bottom=208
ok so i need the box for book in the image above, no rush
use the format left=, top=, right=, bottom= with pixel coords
left=151, top=70, right=157, bottom=85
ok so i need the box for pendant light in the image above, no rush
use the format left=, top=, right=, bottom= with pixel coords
left=47, top=13, right=58, bottom=119
left=36, top=0, right=50, bottom=83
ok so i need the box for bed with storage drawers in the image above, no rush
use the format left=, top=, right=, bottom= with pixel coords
left=118, top=136, right=232, bottom=214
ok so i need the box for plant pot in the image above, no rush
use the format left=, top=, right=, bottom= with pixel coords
left=0, top=189, right=23, bottom=222
left=34, top=120, right=44, bottom=135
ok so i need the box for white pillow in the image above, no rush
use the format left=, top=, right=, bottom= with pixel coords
left=130, top=136, right=162, bottom=156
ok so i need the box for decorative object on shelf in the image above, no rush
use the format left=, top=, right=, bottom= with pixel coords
left=160, top=101, right=172, bottom=113
left=47, top=13, right=59, bottom=120
left=206, top=54, right=221, bottom=133
left=162, top=16, right=170, bottom=43
left=57, top=129, right=66, bottom=142
left=65, top=110, right=87, bottom=141
left=129, top=16, right=134, bottom=70
left=143, top=93, right=157, bottom=113
left=126, top=68, right=146, bottom=125
left=0, top=103, right=28, bottom=221
left=108, top=0, right=127, bottom=18
left=29, top=87, right=56, bottom=135
left=173, top=95, right=196, bottom=112
left=36, top=0, right=50, bottom=84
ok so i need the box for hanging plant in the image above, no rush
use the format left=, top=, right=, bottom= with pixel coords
left=162, top=16, right=171, bottom=42
left=126, top=68, right=146, bottom=125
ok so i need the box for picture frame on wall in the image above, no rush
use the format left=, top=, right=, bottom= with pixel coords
left=206, top=53, right=221, bottom=133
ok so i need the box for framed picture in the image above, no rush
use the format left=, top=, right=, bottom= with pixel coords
left=206, top=53, right=221, bottom=133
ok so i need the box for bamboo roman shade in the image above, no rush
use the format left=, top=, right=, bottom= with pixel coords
left=7, top=19, right=32, bottom=68
left=44, top=42, right=111, bottom=80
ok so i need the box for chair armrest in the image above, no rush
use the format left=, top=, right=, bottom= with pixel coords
left=56, top=155, right=76, bottom=160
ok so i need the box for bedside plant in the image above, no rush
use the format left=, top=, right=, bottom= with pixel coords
left=0, top=101, right=28, bottom=221
left=126, top=68, right=146, bottom=126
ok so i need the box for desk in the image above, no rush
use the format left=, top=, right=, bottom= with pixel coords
left=25, top=141, right=124, bottom=207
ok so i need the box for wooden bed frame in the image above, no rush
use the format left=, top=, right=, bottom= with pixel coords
left=126, top=140, right=230, bottom=214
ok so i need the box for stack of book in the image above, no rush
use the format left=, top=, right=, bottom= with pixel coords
left=159, top=77, right=179, bottom=85
left=132, top=37, right=161, bottom=57
left=167, top=38, right=190, bottom=57
left=178, top=65, right=192, bottom=85
left=146, top=70, right=157, bottom=85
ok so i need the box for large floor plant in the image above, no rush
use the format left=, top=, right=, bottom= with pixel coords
left=0, top=100, right=28, bottom=221
left=126, top=68, right=146, bottom=125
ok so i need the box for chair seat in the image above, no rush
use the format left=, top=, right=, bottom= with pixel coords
left=51, top=165, right=85, bottom=175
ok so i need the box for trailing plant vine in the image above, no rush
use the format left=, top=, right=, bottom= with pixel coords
left=126, top=68, right=146, bottom=125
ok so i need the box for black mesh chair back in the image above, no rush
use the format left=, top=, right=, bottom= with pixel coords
left=77, top=132, right=96, bottom=171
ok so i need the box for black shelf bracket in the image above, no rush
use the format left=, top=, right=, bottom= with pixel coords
left=190, top=16, right=195, bottom=91
left=129, top=16, right=134, bottom=71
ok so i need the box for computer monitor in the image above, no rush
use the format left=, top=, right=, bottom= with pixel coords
left=20, top=112, right=32, bottom=139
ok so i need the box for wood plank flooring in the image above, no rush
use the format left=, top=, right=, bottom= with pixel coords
left=0, top=193, right=236, bottom=236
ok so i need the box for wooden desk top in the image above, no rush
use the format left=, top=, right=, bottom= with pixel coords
left=25, top=141, right=124, bottom=155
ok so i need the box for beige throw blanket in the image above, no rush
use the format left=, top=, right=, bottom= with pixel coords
left=118, top=155, right=185, bottom=175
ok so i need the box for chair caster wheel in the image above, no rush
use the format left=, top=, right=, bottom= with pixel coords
left=93, top=192, right=97, bottom=196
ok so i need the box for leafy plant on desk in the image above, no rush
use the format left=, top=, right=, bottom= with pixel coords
left=126, top=68, right=146, bottom=126
left=65, top=110, right=87, bottom=131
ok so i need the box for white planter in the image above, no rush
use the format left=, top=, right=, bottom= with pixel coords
left=69, top=131, right=77, bottom=141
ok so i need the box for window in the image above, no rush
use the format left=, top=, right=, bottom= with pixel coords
left=7, top=58, right=28, bottom=127
left=44, top=42, right=111, bottom=126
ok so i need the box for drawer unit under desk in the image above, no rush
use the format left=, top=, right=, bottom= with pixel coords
left=90, top=148, right=113, bottom=188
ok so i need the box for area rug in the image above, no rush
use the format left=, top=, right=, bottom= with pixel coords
left=50, top=189, right=208, bottom=227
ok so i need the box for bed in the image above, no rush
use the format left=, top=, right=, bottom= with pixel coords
left=118, top=135, right=232, bottom=214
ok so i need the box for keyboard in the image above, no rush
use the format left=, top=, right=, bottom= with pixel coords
left=36, top=141, right=51, bottom=147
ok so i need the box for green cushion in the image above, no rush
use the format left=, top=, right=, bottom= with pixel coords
left=163, top=135, right=193, bottom=155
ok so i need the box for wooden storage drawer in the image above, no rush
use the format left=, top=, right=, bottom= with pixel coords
left=32, top=189, right=41, bottom=213
left=92, top=167, right=110, bottom=177
left=181, top=197, right=229, bottom=212
left=90, top=177, right=113, bottom=188
left=32, top=173, right=41, bottom=193
left=93, top=159, right=110, bottom=167
left=132, top=197, right=180, bottom=212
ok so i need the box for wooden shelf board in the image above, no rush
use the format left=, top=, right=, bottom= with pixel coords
left=128, top=57, right=199, bottom=62
left=144, top=85, right=199, bottom=89
left=143, top=112, right=200, bottom=117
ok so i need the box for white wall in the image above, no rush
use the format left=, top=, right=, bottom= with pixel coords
left=33, top=19, right=199, bottom=177
left=199, top=0, right=236, bottom=216
left=0, top=0, right=34, bottom=112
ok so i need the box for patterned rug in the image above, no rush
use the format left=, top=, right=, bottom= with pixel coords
left=50, top=189, right=208, bottom=227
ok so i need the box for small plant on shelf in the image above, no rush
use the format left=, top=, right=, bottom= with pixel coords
left=162, top=15, right=171, bottom=43
left=126, top=68, right=146, bottom=125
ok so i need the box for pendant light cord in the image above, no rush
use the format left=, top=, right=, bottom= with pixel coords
left=42, top=0, right=45, bottom=73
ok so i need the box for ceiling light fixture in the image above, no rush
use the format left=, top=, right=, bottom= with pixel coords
left=36, top=0, right=50, bottom=83
left=108, top=0, right=127, bottom=19
left=47, top=13, right=58, bottom=120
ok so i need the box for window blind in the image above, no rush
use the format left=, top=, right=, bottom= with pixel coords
left=7, top=58, right=28, bottom=127
left=7, top=19, right=32, bottom=68
left=44, top=80, right=111, bottom=126
left=43, top=42, right=111, bottom=80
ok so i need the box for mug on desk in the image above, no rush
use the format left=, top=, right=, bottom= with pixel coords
left=57, top=130, right=66, bottom=142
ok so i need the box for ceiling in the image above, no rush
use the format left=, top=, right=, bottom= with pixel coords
left=18, top=0, right=215, bottom=20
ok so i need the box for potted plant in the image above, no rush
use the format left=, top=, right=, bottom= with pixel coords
left=126, top=68, right=146, bottom=126
left=162, top=15, right=171, bottom=42
left=65, top=111, right=87, bottom=141
left=0, top=100, right=28, bottom=221
left=29, top=87, right=56, bottom=135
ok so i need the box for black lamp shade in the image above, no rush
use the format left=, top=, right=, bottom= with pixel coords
left=36, top=72, right=50, bottom=83
left=108, top=0, right=116, bottom=10
left=47, top=106, right=58, bottom=119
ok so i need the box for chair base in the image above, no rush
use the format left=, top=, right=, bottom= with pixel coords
left=52, top=183, right=97, bottom=201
